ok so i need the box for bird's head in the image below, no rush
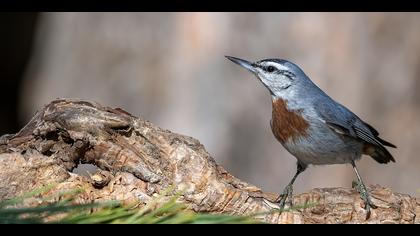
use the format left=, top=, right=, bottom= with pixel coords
left=226, top=56, right=310, bottom=98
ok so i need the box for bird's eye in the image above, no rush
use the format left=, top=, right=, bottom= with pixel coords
left=266, top=66, right=276, bottom=72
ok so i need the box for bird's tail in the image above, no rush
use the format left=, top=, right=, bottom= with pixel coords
left=364, top=143, right=396, bottom=164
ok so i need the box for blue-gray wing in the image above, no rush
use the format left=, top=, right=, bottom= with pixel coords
left=315, top=99, right=395, bottom=147
left=315, top=98, right=396, bottom=163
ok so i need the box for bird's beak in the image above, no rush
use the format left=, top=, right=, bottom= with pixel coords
left=225, top=56, right=257, bottom=74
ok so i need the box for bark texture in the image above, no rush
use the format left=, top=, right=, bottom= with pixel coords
left=0, top=99, right=418, bottom=224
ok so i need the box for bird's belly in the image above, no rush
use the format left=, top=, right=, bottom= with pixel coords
left=282, top=127, right=363, bottom=165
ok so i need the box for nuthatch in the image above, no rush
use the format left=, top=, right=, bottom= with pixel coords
left=226, top=56, right=396, bottom=218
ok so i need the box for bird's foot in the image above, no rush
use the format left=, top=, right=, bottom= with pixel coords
left=276, top=184, right=294, bottom=211
left=352, top=179, right=377, bottom=219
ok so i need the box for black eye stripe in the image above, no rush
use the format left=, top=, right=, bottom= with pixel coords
left=279, top=70, right=295, bottom=78
left=257, top=64, right=295, bottom=78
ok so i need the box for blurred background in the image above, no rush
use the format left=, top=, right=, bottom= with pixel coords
left=2, top=12, right=419, bottom=196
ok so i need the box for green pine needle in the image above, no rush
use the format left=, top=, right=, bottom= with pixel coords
left=0, top=186, right=263, bottom=224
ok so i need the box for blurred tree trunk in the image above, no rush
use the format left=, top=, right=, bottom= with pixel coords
left=0, top=12, right=39, bottom=134
left=0, top=99, right=418, bottom=224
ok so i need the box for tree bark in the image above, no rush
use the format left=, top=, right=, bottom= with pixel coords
left=0, top=99, right=418, bottom=224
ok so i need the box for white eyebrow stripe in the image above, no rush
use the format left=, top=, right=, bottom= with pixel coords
left=265, top=62, right=288, bottom=71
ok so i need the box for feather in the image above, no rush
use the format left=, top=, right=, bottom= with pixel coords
left=315, top=98, right=396, bottom=164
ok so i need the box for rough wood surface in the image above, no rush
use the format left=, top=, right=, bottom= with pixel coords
left=0, top=99, right=418, bottom=224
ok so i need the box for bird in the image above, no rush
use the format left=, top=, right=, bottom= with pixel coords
left=226, top=56, right=396, bottom=218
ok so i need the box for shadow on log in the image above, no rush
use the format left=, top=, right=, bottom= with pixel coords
left=0, top=99, right=418, bottom=223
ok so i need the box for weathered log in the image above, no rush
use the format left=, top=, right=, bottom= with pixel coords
left=0, top=99, right=418, bottom=224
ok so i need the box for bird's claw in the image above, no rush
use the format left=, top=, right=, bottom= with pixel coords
left=277, top=184, right=294, bottom=211
left=352, top=179, right=377, bottom=219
